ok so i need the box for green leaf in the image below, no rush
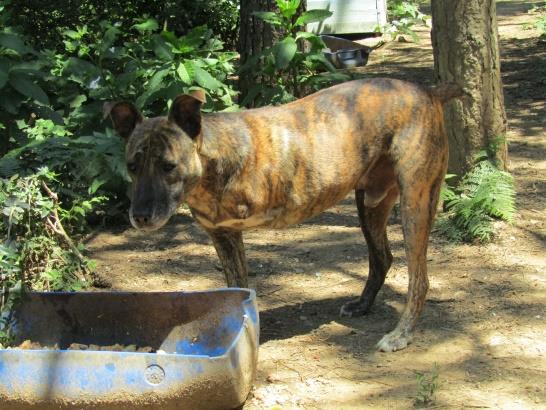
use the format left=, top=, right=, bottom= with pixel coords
left=65, top=57, right=102, bottom=84
left=72, top=206, right=85, bottom=216
left=0, top=63, right=7, bottom=89
left=135, top=68, right=170, bottom=108
left=0, top=157, right=21, bottom=177
left=161, top=30, right=180, bottom=48
left=151, top=34, right=173, bottom=60
left=9, top=61, right=46, bottom=77
left=8, top=73, right=49, bottom=105
left=307, top=53, right=336, bottom=72
left=176, top=62, right=192, bottom=84
left=252, top=11, right=283, bottom=26
left=295, top=31, right=317, bottom=41
left=295, top=10, right=333, bottom=26
left=100, top=26, right=120, bottom=53
left=290, top=0, right=302, bottom=9
left=88, top=179, right=104, bottom=195
left=148, top=68, right=170, bottom=91
left=191, top=63, right=222, bottom=90
left=132, top=18, right=159, bottom=33
left=69, top=94, right=87, bottom=109
left=0, top=33, right=31, bottom=54
left=219, top=91, right=233, bottom=107
left=0, top=87, right=24, bottom=114
left=274, top=37, right=297, bottom=70
left=276, top=0, right=301, bottom=19
left=168, top=26, right=208, bottom=54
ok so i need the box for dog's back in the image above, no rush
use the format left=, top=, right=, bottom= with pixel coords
left=190, top=78, right=451, bottom=229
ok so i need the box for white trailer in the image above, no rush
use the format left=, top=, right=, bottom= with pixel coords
left=307, top=0, right=388, bottom=34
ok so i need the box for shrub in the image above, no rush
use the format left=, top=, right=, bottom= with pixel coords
left=48, top=20, right=238, bottom=136
left=1, top=169, right=96, bottom=345
left=1, top=9, right=240, bottom=329
left=1, top=17, right=239, bottom=200
left=0, top=124, right=129, bottom=224
left=0, top=28, right=56, bottom=156
left=377, top=0, right=428, bottom=42
left=6, top=0, right=240, bottom=51
left=240, top=0, right=350, bottom=106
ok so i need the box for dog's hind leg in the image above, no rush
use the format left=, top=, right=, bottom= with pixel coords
left=340, top=186, right=399, bottom=317
left=376, top=174, right=444, bottom=352
left=207, top=229, right=249, bottom=288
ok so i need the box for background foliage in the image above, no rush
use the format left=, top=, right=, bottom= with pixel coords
left=378, top=0, right=429, bottom=42
left=0, top=0, right=239, bottom=330
left=526, top=1, right=546, bottom=37
left=7, top=0, right=240, bottom=51
left=241, top=0, right=350, bottom=106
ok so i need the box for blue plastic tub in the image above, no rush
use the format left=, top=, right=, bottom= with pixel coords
left=0, top=288, right=259, bottom=409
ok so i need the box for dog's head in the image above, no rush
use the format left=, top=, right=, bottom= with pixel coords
left=105, top=90, right=206, bottom=231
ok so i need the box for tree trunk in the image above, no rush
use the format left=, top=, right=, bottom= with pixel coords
left=238, top=0, right=307, bottom=107
left=431, top=0, right=508, bottom=177
left=238, top=0, right=277, bottom=107
left=0, top=132, right=9, bottom=157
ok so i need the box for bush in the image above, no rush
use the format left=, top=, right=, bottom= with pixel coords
left=0, top=28, right=56, bottom=156
left=1, top=6, right=240, bottom=328
left=6, top=0, right=239, bottom=51
left=0, top=124, right=129, bottom=223
left=1, top=169, right=96, bottom=345
left=377, top=0, right=428, bottom=42
left=241, top=0, right=350, bottom=106
left=0, top=169, right=95, bottom=289
left=1, top=16, right=238, bottom=189
left=47, top=21, right=238, bottom=134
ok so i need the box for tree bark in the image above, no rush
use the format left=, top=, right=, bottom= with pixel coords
left=238, top=0, right=307, bottom=106
left=431, top=0, right=508, bottom=176
left=238, top=0, right=277, bottom=107
left=0, top=131, right=9, bottom=157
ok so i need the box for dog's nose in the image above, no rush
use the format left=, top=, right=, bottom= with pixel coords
left=132, top=212, right=151, bottom=226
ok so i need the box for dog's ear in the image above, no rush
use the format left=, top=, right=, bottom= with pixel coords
left=168, top=90, right=206, bottom=139
left=104, top=102, right=143, bottom=142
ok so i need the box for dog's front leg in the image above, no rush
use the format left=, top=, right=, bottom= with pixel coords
left=207, top=228, right=249, bottom=288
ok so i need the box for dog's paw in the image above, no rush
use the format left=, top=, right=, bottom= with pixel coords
left=339, top=299, right=370, bottom=318
left=376, top=329, right=412, bottom=352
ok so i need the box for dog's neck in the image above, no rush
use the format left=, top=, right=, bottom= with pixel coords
left=190, top=114, right=250, bottom=196
left=199, top=117, right=242, bottom=160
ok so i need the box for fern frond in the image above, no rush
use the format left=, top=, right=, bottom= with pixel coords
left=436, top=158, right=516, bottom=243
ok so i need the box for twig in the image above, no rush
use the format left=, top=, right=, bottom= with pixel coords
left=259, top=285, right=283, bottom=297
left=41, top=181, right=92, bottom=284
left=274, top=359, right=305, bottom=382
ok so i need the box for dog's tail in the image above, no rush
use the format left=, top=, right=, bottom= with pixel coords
left=428, top=83, right=467, bottom=103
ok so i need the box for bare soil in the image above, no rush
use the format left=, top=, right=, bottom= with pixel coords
left=86, top=2, right=545, bottom=408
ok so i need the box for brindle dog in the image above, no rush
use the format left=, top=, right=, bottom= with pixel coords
left=105, top=78, right=462, bottom=352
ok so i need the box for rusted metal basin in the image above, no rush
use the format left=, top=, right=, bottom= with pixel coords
left=320, top=35, right=371, bottom=68
left=0, top=289, right=259, bottom=409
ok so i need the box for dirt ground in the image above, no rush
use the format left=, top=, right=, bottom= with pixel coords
left=86, top=1, right=545, bottom=408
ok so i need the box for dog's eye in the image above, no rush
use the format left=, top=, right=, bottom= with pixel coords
left=127, top=162, right=137, bottom=173
left=162, top=162, right=177, bottom=173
